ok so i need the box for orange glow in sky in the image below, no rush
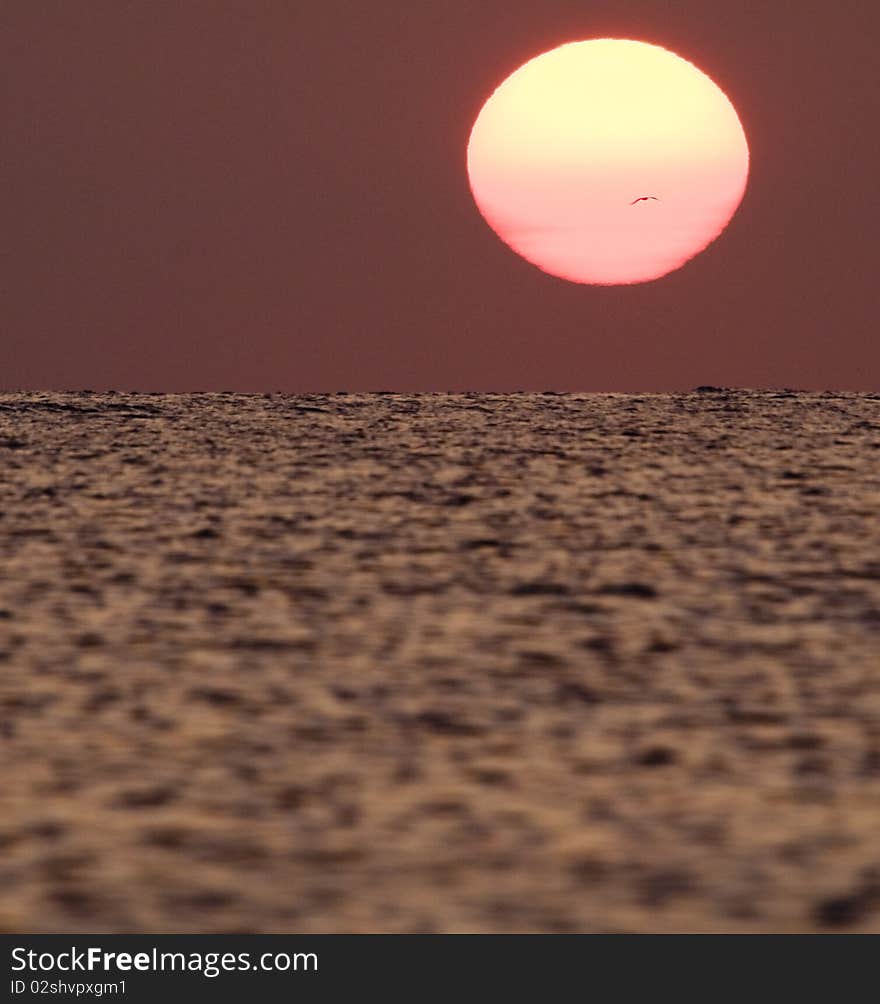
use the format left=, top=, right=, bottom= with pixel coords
left=467, top=39, right=750, bottom=285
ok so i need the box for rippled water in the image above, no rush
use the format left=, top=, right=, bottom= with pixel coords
left=1, top=390, right=879, bottom=932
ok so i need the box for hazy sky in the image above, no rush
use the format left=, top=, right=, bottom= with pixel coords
left=2, top=1, right=878, bottom=391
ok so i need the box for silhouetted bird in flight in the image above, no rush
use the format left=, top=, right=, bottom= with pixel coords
left=630, top=196, right=660, bottom=205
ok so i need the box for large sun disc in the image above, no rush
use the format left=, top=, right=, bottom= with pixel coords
left=467, top=39, right=749, bottom=285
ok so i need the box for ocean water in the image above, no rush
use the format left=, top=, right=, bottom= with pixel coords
left=1, top=390, right=879, bottom=932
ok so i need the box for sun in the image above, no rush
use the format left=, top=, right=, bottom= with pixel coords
left=467, top=39, right=749, bottom=285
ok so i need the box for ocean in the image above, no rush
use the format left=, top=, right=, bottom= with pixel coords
left=1, top=390, right=878, bottom=932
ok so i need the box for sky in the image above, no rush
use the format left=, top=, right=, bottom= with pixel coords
left=2, top=1, right=878, bottom=392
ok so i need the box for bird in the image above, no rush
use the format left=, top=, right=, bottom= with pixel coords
left=630, top=196, right=660, bottom=205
